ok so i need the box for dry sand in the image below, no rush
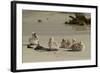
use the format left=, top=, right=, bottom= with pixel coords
left=22, top=34, right=90, bottom=63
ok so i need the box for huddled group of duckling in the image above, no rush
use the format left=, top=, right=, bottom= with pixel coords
left=27, top=32, right=85, bottom=51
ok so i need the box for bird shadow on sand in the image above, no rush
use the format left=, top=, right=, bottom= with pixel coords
left=26, top=45, right=58, bottom=52
left=66, top=49, right=82, bottom=52
left=34, top=48, right=58, bottom=52
left=25, top=44, right=81, bottom=52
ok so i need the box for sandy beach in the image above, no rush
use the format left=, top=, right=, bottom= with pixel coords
left=22, top=34, right=91, bottom=63
left=22, top=10, right=91, bottom=63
